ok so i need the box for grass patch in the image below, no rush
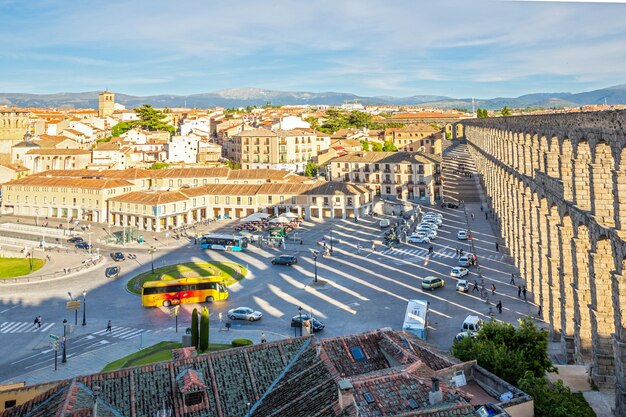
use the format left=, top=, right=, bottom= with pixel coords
left=126, top=261, right=247, bottom=295
left=102, top=341, right=231, bottom=372
left=0, top=257, right=45, bottom=279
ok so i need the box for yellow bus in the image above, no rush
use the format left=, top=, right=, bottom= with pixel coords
left=141, top=277, right=229, bottom=307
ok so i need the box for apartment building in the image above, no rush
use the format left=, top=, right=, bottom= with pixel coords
left=329, top=151, right=442, bottom=203
left=227, top=128, right=318, bottom=172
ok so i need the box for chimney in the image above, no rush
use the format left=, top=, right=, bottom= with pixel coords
left=92, top=385, right=101, bottom=417
left=337, top=379, right=355, bottom=410
left=428, top=377, right=443, bottom=405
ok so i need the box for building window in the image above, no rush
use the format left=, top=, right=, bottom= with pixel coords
left=291, top=196, right=296, bottom=204
left=312, top=197, right=317, bottom=204
left=248, top=197, right=253, bottom=205
left=169, top=180, right=174, bottom=187
left=225, top=197, right=230, bottom=204
left=386, top=187, right=391, bottom=194
left=268, top=196, right=273, bottom=204
left=347, top=197, right=353, bottom=206
left=324, top=197, right=329, bottom=205
left=214, top=196, right=219, bottom=204
left=237, top=197, right=241, bottom=205
left=184, top=392, right=204, bottom=407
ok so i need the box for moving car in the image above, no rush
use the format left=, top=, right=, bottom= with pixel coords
left=421, top=276, right=444, bottom=291
left=105, top=266, right=120, bottom=279
left=457, top=230, right=468, bottom=240
left=450, top=267, right=469, bottom=278
left=228, top=307, right=263, bottom=321
left=455, top=279, right=470, bottom=292
left=272, top=255, right=297, bottom=266
left=423, top=217, right=442, bottom=226
left=291, top=314, right=325, bottom=332
left=68, top=236, right=84, bottom=243
left=445, top=202, right=459, bottom=209
left=111, top=252, right=125, bottom=262
left=458, top=255, right=471, bottom=267
left=75, top=242, right=91, bottom=250
left=379, top=219, right=391, bottom=228
left=408, top=235, right=430, bottom=244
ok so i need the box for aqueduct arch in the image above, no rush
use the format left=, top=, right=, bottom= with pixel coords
left=463, top=110, right=626, bottom=415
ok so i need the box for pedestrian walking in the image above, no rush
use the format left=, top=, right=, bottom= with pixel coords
left=485, top=212, right=488, bottom=220
left=472, top=280, right=479, bottom=292
left=491, top=284, right=496, bottom=295
left=106, top=320, right=112, bottom=333
left=480, top=204, right=483, bottom=212
left=261, top=332, right=267, bottom=343
left=522, top=286, right=527, bottom=301
left=372, top=242, right=376, bottom=252
left=496, top=300, right=502, bottom=314
left=36, top=315, right=42, bottom=328
left=495, top=242, right=499, bottom=251
left=300, top=239, right=303, bottom=245
left=471, top=213, right=474, bottom=221
left=517, top=285, right=522, bottom=298
left=510, top=273, right=515, bottom=285
left=456, top=247, right=460, bottom=256
left=537, top=305, right=543, bottom=318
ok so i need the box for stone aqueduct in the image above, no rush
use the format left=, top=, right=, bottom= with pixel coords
left=463, top=110, right=626, bottom=414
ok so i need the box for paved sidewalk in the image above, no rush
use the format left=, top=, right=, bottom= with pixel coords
left=4, top=322, right=291, bottom=385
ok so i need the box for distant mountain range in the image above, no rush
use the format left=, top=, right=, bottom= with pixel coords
left=1, top=84, right=625, bottom=110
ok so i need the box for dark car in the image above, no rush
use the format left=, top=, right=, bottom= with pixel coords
left=445, top=202, right=459, bottom=209
left=68, top=236, right=84, bottom=243
left=291, top=314, right=325, bottom=332
left=105, top=266, right=120, bottom=279
left=111, top=252, right=125, bottom=262
left=75, top=242, right=91, bottom=249
left=272, top=255, right=297, bottom=266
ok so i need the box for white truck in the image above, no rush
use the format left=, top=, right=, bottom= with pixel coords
left=402, top=299, right=429, bottom=339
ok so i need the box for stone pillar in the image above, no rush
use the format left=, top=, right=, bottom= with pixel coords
left=558, top=222, right=576, bottom=363
left=589, top=240, right=616, bottom=388
left=546, top=211, right=563, bottom=340
left=546, top=151, right=560, bottom=178
left=591, top=163, right=615, bottom=227
left=561, top=147, right=574, bottom=202
left=573, top=150, right=592, bottom=211
left=572, top=235, right=593, bottom=363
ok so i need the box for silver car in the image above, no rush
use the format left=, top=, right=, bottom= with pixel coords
left=228, top=307, right=263, bottom=321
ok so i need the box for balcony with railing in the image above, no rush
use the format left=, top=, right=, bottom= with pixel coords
left=384, top=168, right=391, bottom=173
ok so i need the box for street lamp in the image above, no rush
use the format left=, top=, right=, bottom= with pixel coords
left=298, top=306, right=303, bottom=337
left=62, top=319, right=67, bottom=363
left=313, top=252, right=318, bottom=283
left=329, top=227, right=333, bottom=255
left=149, top=246, right=156, bottom=273
left=82, top=289, right=87, bottom=326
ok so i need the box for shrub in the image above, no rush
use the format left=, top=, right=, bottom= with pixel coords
left=191, top=309, right=199, bottom=349
left=231, top=338, right=254, bottom=347
left=199, top=307, right=209, bottom=351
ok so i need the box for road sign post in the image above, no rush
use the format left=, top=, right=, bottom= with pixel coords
left=67, top=300, right=81, bottom=326
left=170, top=306, right=180, bottom=333
left=49, top=334, right=60, bottom=371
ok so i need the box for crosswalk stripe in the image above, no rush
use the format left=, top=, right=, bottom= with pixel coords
left=9, top=323, right=30, bottom=333
left=93, top=326, right=148, bottom=339
left=2, top=322, right=23, bottom=333
left=0, top=322, right=55, bottom=334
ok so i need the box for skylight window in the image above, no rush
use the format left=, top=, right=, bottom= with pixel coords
left=350, top=346, right=366, bottom=362
left=363, top=392, right=375, bottom=404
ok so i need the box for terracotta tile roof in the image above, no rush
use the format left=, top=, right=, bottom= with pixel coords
left=182, top=183, right=261, bottom=196
left=227, top=169, right=292, bottom=181
left=62, top=128, right=86, bottom=136
left=25, top=149, right=90, bottom=156
left=332, top=151, right=441, bottom=165
left=303, top=181, right=370, bottom=196
left=257, top=182, right=316, bottom=195
left=33, top=168, right=153, bottom=180
left=109, top=190, right=188, bottom=205
left=95, top=142, right=121, bottom=150
left=148, top=167, right=230, bottom=179
left=0, top=163, right=29, bottom=172
left=234, top=128, right=277, bottom=137
left=6, top=176, right=132, bottom=189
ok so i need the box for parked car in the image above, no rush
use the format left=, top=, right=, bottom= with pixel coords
left=423, top=217, right=442, bottom=226
left=418, top=222, right=438, bottom=231
left=379, top=219, right=391, bottom=228
left=272, top=255, right=297, bottom=266
left=421, top=276, right=444, bottom=291
left=75, top=242, right=91, bottom=250
left=426, top=230, right=437, bottom=240
left=445, top=202, right=459, bottom=209
left=228, top=307, right=263, bottom=321
left=450, top=267, right=469, bottom=278
left=68, top=236, right=84, bottom=243
left=457, top=230, right=468, bottom=240
left=455, top=315, right=483, bottom=340
left=458, top=255, right=471, bottom=267
left=105, top=266, right=120, bottom=279
left=408, top=235, right=430, bottom=244
left=291, top=314, right=325, bottom=332
left=111, top=252, right=125, bottom=262
left=456, top=279, right=470, bottom=292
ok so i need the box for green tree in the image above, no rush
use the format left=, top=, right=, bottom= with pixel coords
left=111, top=122, right=131, bottom=137
left=518, top=372, right=596, bottom=417
left=451, top=318, right=554, bottom=385
left=371, top=142, right=383, bottom=152
left=130, top=104, right=175, bottom=134
left=191, top=308, right=199, bottom=349
left=347, top=111, right=372, bottom=128
left=500, top=106, right=512, bottom=116
left=304, top=116, right=320, bottom=131
left=382, top=140, right=398, bottom=152
left=477, top=108, right=489, bottom=118
left=149, top=162, right=170, bottom=170
left=226, top=161, right=241, bottom=170
left=199, top=306, right=209, bottom=351
left=360, top=140, right=370, bottom=151
left=304, top=162, right=318, bottom=177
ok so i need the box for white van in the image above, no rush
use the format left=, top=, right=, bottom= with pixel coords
left=455, top=315, right=483, bottom=341
left=402, top=300, right=429, bottom=339
left=379, top=219, right=391, bottom=228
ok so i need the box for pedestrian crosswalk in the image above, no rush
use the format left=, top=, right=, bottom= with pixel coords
left=92, top=326, right=151, bottom=340
left=0, top=322, right=54, bottom=334
left=380, top=247, right=506, bottom=264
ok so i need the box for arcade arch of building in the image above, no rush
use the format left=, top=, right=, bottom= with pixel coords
left=463, top=110, right=626, bottom=415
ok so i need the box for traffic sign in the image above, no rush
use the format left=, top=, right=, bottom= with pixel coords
left=49, top=334, right=60, bottom=351
left=170, top=306, right=180, bottom=317
left=66, top=300, right=81, bottom=311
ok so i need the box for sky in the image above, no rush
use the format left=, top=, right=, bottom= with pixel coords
left=1, top=0, right=626, bottom=98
